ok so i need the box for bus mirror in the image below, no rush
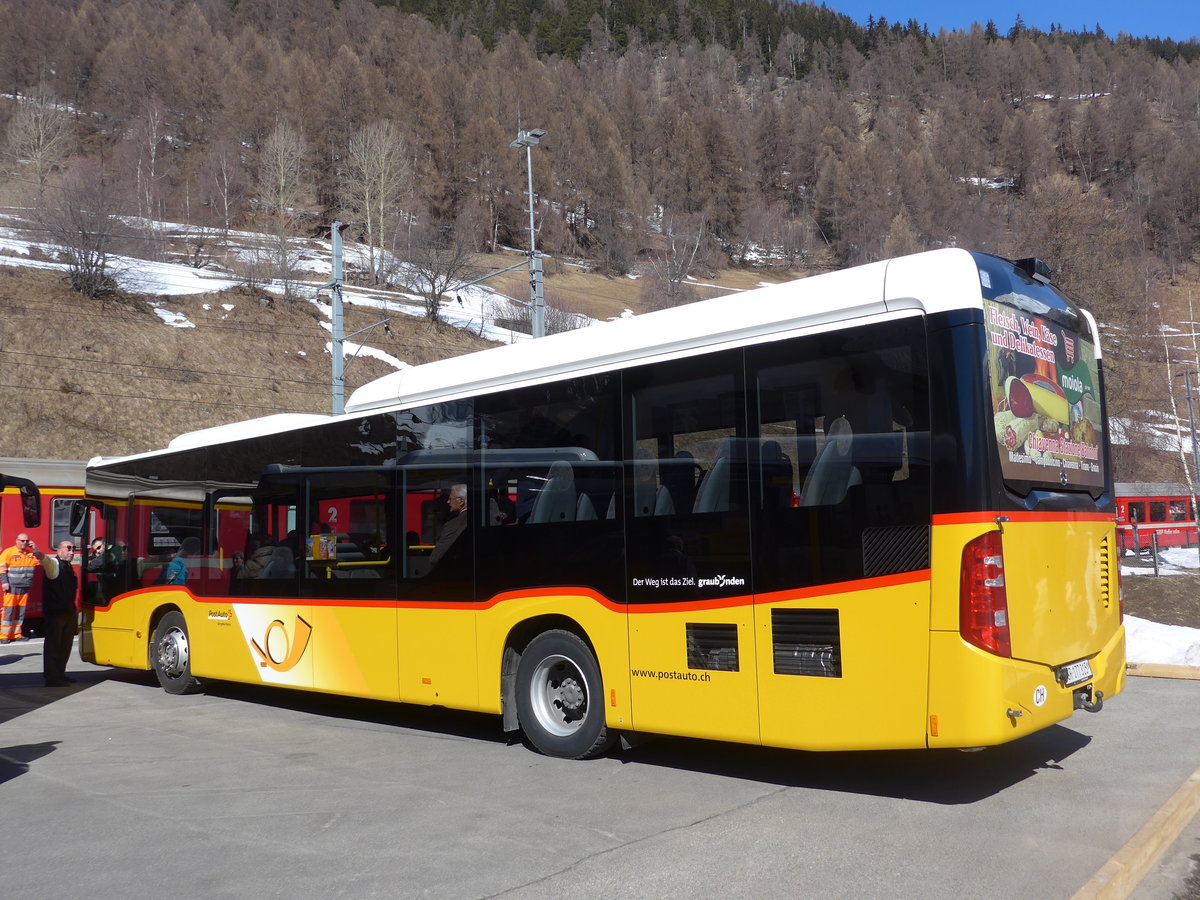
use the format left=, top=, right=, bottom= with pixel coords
left=22, top=489, right=40, bottom=528
left=2, top=476, right=42, bottom=529
left=69, top=500, right=89, bottom=535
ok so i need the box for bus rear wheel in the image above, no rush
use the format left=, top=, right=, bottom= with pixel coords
left=152, top=611, right=202, bottom=695
left=516, top=629, right=615, bottom=759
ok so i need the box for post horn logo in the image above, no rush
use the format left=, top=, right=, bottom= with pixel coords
left=250, top=616, right=312, bottom=672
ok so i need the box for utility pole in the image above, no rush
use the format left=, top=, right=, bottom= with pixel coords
left=329, top=221, right=350, bottom=415
left=511, top=129, right=547, bottom=339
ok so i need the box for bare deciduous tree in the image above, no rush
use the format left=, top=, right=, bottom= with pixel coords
left=339, top=121, right=412, bottom=284
left=257, top=122, right=308, bottom=228
left=639, top=213, right=710, bottom=310
left=3, top=84, right=72, bottom=191
left=37, top=160, right=123, bottom=299
left=393, top=228, right=475, bottom=322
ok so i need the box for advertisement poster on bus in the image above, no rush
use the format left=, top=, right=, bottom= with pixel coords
left=985, top=296, right=1104, bottom=489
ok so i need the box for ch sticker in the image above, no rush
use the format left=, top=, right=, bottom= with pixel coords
left=250, top=616, right=312, bottom=672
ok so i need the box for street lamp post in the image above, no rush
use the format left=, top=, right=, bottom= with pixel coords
left=1181, top=370, right=1200, bottom=477
left=510, top=128, right=547, bottom=339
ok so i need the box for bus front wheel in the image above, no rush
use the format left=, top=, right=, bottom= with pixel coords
left=152, top=611, right=202, bottom=695
left=516, top=630, right=615, bottom=759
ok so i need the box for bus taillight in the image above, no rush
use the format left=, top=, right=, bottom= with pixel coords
left=960, top=531, right=1012, bottom=658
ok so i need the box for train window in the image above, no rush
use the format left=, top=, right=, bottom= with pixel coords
left=1149, top=501, right=1167, bottom=522
left=1128, top=502, right=1145, bottom=523
left=1170, top=500, right=1191, bottom=522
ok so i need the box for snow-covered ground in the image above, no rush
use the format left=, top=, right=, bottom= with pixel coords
left=1123, top=546, right=1200, bottom=666
left=0, top=212, right=564, bottom=366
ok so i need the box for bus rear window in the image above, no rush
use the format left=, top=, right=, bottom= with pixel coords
left=984, top=296, right=1104, bottom=492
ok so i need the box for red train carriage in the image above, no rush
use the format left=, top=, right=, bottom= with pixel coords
left=1115, top=482, right=1198, bottom=553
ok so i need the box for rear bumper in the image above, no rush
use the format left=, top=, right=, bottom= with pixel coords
left=927, top=623, right=1125, bottom=748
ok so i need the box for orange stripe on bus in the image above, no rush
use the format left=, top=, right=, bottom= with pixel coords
left=932, top=510, right=1114, bottom=526
left=92, top=572, right=932, bottom=615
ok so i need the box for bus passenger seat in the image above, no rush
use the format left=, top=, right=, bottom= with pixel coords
left=798, top=417, right=860, bottom=507
left=529, top=461, right=577, bottom=523
left=653, top=485, right=675, bottom=515
left=576, top=492, right=597, bottom=521
left=693, top=456, right=731, bottom=513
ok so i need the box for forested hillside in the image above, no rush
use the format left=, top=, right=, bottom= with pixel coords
left=2, top=0, right=1200, bottom=476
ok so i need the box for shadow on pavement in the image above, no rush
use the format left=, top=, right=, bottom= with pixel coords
left=613, top=724, right=1092, bottom=804
left=0, top=741, right=60, bottom=786
left=175, top=675, right=1091, bottom=804
left=0, top=663, right=113, bottom=727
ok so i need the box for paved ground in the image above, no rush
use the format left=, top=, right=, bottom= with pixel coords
left=2, top=638, right=1199, bottom=900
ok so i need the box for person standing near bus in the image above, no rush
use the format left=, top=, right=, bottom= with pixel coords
left=41, top=541, right=77, bottom=686
left=0, top=534, right=56, bottom=642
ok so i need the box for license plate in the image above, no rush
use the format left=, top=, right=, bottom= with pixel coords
left=1057, top=659, right=1093, bottom=687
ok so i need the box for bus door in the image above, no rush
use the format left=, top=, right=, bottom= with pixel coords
left=301, top=469, right=396, bottom=700
left=624, top=354, right=760, bottom=744
left=78, top=499, right=136, bottom=664
left=218, top=473, right=313, bottom=691
left=395, top=464, right=477, bottom=708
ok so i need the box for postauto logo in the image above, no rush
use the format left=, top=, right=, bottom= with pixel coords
left=250, top=616, right=312, bottom=672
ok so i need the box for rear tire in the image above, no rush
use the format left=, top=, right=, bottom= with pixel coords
left=151, top=611, right=202, bottom=695
left=515, top=629, right=615, bottom=759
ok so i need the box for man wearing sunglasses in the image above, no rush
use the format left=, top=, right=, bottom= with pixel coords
left=0, top=534, right=55, bottom=642
left=41, top=541, right=78, bottom=686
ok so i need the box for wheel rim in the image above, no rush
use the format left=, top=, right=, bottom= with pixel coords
left=528, top=653, right=590, bottom=737
left=156, top=626, right=189, bottom=679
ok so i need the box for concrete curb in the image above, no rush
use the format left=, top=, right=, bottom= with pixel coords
left=1126, top=662, right=1200, bottom=680
left=1071, top=763, right=1200, bottom=899
left=1070, top=664, right=1200, bottom=898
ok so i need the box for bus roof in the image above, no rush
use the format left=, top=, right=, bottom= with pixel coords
left=346, top=248, right=986, bottom=414
left=92, top=248, right=1080, bottom=471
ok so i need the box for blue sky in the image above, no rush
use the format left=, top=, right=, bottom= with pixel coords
left=824, top=1, right=1200, bottom=42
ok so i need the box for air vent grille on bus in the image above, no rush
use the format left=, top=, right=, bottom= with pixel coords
left=686, top=623, right=740, bottom=672
left=772, top=609, right=842, bottom=677
left=1099, top=534, right=1111, bottom=609
left=862, top=525, right=930, bottom=578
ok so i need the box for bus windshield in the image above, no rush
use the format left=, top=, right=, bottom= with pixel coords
left=984, top=289, right=1104, bottom=494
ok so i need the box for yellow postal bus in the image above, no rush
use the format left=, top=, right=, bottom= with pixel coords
left=78, top=248, right=1123, bottom=758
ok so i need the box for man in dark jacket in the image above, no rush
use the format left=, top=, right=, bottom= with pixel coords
left=42, top=541, right=78, bottom=687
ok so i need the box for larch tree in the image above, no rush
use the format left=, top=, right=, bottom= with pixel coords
left=3, top=84, right=73, bottom=192
left=339, top=120, right=413, bottom=284
left=257, top=121, right=308, bottom=227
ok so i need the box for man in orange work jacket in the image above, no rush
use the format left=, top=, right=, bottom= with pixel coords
left=0, top=533, right=56, bottom=642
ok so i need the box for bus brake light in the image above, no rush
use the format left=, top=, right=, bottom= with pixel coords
left=960, top=531, right=1012, bottom=658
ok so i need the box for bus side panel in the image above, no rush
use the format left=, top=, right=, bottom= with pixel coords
left=756, top=578, right=931, bottom=751
left=627, top=602, right=758, bottom=744
left=398, top=606, right=479, bottom=709
left=194, top=599, right=314, bottom=689
left=80, top=595, right=150, bottom=670
left=308, top=603, right=398, bottom=701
